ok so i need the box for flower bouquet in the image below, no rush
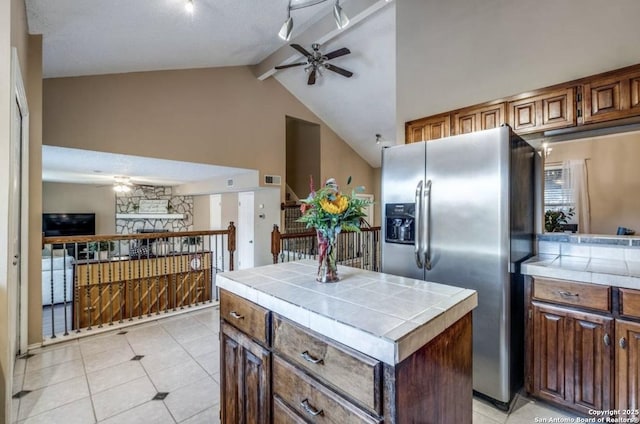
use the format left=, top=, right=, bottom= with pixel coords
left=298, top=176, right=372, bottom=282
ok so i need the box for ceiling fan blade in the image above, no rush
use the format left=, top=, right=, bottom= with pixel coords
left=307, top=69, right=317, bottom=85
left=324, top=63, right=353, bottom=78
left=275, top=62, right=307, bottom=70
left=290, top=44, right=312, bottom=58
left=324, top=47, right=351, bottom=60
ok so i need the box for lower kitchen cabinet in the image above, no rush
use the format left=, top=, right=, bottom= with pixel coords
left=221, top=321, right=271, bottom=424
left=526, top=276, right=640, bottom=416
left=531, top=302, right=613, bottom=414
left=616, top=320, right=640, bottom=414
left=219, top=288, right=473, bottom=423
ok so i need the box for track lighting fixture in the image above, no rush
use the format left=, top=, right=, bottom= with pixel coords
left=278, top=0, right=349, bottom=41
left=278, top=10, right=293, bottom=41
left=376, top=134, right=382, bottom=145
left=333, top=0, right=349, bottom=29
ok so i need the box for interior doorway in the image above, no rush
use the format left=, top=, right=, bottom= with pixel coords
left=286, top=116, right=320, bottom=202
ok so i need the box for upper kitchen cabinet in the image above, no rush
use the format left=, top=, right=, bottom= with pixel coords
left=405, top=114, right=450, bottom=143
left=508, top=88, right=576, bottom=134
left=453, top=103, right=506, bottom=135
left=582, top=69, right=640, bottom=124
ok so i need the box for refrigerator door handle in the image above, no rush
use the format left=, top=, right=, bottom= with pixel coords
left=424, top=179, right=432, bottom=270
left=414, top=180, right=424, bottom=269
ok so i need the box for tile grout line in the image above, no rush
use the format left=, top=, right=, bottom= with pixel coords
left=131, top=322, right=179, bottom=424
left=79, top=336, right=100, bottom=424
left=154, top=309, right=220, bottom=423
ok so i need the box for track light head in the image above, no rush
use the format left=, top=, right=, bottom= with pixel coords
left=333, top=0, right=349, bottom=29
left=279, top=15, right=293, bottom=41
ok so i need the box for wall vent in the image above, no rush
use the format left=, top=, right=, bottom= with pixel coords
left=264, top=175, right=282, bottom=186
left=226, top=178, right=234, bottom=188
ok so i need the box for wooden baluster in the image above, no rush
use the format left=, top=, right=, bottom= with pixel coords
left=271, top=224, right=281, bottom=264
left=227, top=222, right=235, bottom=271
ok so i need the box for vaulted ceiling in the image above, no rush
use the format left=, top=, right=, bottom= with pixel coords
left=26, top=0, right=640, bottom=175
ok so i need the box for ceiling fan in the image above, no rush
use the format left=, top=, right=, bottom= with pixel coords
left=275, top=43, right=353, bottom=85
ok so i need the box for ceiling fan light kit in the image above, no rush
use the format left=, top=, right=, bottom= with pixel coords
left=185, top=0, right=194, bottom=14
left=278, top=0, right=349, bottom=41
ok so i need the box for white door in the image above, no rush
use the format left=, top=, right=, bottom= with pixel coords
left=237, top=192, right=254, bottom=269
left=209, top=194, right=226, bottom=272
left=10, top=48, right=29, bottom=356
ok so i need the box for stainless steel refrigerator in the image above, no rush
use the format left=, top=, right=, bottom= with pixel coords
left=381, top=126, right=534, bottom=408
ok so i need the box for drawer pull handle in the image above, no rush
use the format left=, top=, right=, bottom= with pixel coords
left=229, top=311, right=244, bottom=320
left=300, top=399, right=323, bottom=417
left=557, top=290, right=579, bottom=298
left=604, top=333, right=611, bottom=347
left=620, top=337, right=628, bottom=349
left=301, top=351, right=323, bottom=364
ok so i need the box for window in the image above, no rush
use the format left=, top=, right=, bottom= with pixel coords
left=544, top=166, right=577, bottom=231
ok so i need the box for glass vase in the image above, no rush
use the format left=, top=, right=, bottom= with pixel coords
left=316, top=231, right=339, bottom=283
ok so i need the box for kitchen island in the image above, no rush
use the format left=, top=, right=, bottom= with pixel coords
left=217, top=260, right=477, bottom=423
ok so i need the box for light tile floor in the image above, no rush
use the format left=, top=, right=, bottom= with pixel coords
left=12, top=305, right=580, bottom=423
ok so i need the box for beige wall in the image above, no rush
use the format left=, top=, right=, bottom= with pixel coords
left=192, top=195, right=210, bottom=230
left=26, top=35, right=43, bottom=347
left=42, top=182, right=116, bottom=234
left=43, top=67, right=376, bottom=200
left=547, top=131, right=640, bottom=235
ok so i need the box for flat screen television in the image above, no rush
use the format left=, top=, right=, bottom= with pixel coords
left=42, top=213, right=96, bottom=237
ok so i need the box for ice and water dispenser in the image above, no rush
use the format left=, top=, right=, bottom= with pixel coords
left=385, top=203, right=415, bottom=244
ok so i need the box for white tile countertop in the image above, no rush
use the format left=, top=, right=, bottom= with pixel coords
left=522, top=254, right=640, bottom=289
left=216, top=260, right=477, bottom=365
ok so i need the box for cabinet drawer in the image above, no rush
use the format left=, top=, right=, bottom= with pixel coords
left=273, top=355, right=381, bottom=424
left=272, top=315, right=382, bottom=414
left=533, top=278, right=610, bottom=312
left=274, top=395, right=307, bottom=424
left=220, top=290, right=270, bottom=345
left=620, top=288, right=640, bottom=318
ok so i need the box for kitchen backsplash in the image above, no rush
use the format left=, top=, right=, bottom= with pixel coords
left=537, top=233, right=640, bottom=261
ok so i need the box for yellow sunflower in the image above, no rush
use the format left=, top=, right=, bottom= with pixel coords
left=320, top=195, right=349, bottom=214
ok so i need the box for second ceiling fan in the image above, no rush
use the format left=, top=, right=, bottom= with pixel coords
left=275, top=43, right=353, bottom=85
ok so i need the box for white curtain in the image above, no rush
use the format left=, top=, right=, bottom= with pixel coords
left=563, top=159, right=591, bottom=233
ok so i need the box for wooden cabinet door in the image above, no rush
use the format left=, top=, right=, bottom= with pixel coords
left=508, top=88, right=576, bottom=134
left=569, top=311, right=613, bottom=414
left=453, top=103, right=506, bottom=135
left=616, top=320, right=640, bottom=415
left=532, top=303, right=569, bottom=404
left=221, top=321, right=271, bottom=424
left=532, top=303, right=613, bottom=414
left=405, top=115, right=450, bottom=143
left=583, top=70, right=640, bottom=123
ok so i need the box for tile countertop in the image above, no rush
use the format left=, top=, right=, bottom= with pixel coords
left=216, top=260, right=477, bottom=366
left=522, top=254, right=640, bottom=289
